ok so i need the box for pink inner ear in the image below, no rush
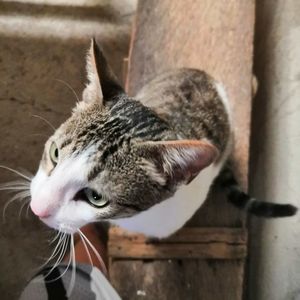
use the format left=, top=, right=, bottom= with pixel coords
left=139, top=139, right=219, bottom=184
left=160, top=140, right=220, bottom=183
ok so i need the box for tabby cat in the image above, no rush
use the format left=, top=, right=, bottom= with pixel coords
left=29, top=39, right=297, bottom=238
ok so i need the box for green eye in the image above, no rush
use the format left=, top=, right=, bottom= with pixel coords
left=49, top=142, right=59, bottom=165
left=84, top=188, right=108, bottom=208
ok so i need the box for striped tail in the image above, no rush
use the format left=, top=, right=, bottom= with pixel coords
left=218, top=167, right=298, bottom=218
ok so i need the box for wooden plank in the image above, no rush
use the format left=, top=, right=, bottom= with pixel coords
left=109, top=227, right=247, bottom=260
left=109, top=227, right=247, bottom=244
left=110, top=260, right=245, bottom=300
left=109, top=242, right=246, bottom=260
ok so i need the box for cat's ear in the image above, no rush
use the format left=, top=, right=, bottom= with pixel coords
left=82, top=38, right=125, bottom=106
left=138, top=140, right=219, bottom=185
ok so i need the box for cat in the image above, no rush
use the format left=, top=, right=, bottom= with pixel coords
left=28, top=39, right=297, bottom=238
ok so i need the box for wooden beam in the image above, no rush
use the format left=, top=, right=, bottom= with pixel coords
left=109, top=227, right=247, bottom=260
left=109, top=227, right=247, bottom=244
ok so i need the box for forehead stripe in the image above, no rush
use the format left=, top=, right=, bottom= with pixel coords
left=87, top=165, right=102, bottom=181
left=60, top=138, right=73, bottom=149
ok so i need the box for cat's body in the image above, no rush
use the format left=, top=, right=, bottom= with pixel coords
left=112, top=70, right=232, bottom=237
left=25, top=40, right=296, bottom=238
left=111, top=149, right=229, bottom=237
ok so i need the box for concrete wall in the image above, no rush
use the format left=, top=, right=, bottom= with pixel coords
left=0, top=1, right=136, bottom=299
left=249, top=0, right=300, bottom=299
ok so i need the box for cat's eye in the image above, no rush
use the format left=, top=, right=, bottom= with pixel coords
left=83, top=188, right=108, bottom=208
left=49, top=142, right=59, bottom=165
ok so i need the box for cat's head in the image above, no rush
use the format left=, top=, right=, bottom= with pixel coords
left=30, top=39, right=219, bottom=234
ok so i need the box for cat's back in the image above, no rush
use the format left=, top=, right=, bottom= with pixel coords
left=135, top=68, right=231, bottom=153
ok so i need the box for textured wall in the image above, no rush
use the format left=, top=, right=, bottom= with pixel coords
left=0, top=1, right=136, bottom=299
left=249, top=0, right=300, bottom=299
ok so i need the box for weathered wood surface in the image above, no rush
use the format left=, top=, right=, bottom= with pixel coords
left=109, top=227, right=247, bottom=259
left=110, top=0, right=255, bottom=299
left=110, top=260, right=245, bottom=300
left=110, top=227, right=247, bottom=244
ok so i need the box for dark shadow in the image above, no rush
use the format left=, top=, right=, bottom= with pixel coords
left=247, top=1, right=275, bottom=300
left=0, top=1, right=129, bottom=22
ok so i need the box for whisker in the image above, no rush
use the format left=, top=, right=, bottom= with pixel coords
left=55, top=79, right=80, bottom=103
left=34, top=233, right=68, bottom=283
left=67, top=234, right=76, bottom=297
left=57, top=235, right=69, bottom=266
left=78, top=228, right=108, bottom=276
left=37, top=232, right=65, bottom=271
left=0, top=179, right=30, bottom=187
left=3, top=191, right=31, bottom=222
left=32, top=114, right=56, bottom=131
left=0, top=182, right=30, bottom=188
left=0, top=181, right=30, bottom=197
left=44, top=235, right=72, bottom=283
left=0, top=173, right=32, bottom=222
left=49, top=231, right=61, bottom=244
left=0, top=165, right=32, bottom=181
left=19, top=168, right=34, bottom=179
left=4, top=190, right=31, bottom=201
left=43, top=233, right=68, bottom=279
left=18, top=199, right=30, bottom=219
left=78, top=231, right=93, bottom=268
left=0, top=181, right=30, bottom=185
left=26, top=202, right=31, bottom=218
left=0, top=187, right=30, bottom=192
left=52, top=234, right=68, bottom=267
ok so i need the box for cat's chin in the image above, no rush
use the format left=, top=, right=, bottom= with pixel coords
left=40, top=217, right=79, bottom=234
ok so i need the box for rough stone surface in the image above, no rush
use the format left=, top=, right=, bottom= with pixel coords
left=0, top=1, right=135, bottom=299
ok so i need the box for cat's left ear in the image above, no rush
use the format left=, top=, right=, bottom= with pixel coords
left=82, top=38, right=125, bottom=106
left=138, top=140, right=219, bottom=185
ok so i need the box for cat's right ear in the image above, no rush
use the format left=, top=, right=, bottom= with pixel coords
left=138, top=139, right=219, bottom=186
left=82, top=38, right=125, bottom=106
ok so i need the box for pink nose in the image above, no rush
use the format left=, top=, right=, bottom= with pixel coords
left=30, top=203, right=51, bottom=218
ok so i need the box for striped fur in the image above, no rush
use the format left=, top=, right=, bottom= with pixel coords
left=29, top=39, right=297, bottom=237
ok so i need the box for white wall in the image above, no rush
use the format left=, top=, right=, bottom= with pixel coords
left=249, top=0, right=300, bottom=299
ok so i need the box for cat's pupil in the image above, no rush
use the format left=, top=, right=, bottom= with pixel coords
left=54, top=148, right=58, bottom=158
left=92, top=191, right=101, bottom=200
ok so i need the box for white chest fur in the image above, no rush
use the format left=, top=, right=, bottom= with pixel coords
left=110, top=155, right=227, bottom=238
